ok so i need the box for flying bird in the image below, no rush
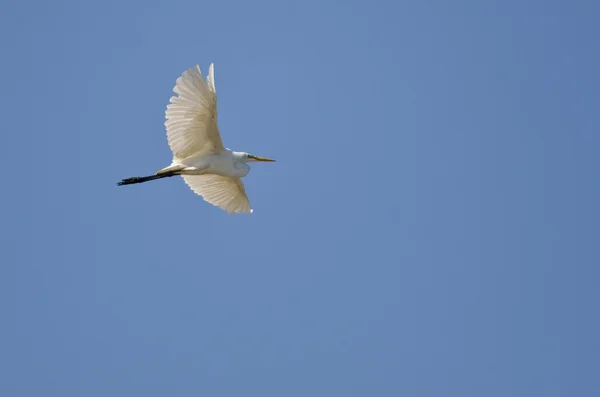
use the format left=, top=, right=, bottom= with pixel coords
left=117, top=64, right=275, bottom=214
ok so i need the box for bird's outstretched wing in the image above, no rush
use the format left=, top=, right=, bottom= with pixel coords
left=165, top=64, right=224, bottom=159
left=182, top=175, right=252, bottom=214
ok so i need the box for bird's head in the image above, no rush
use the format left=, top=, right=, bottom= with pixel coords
left=238, top=152, right=276, bottom=163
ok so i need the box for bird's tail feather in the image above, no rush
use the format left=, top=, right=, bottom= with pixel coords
left=117, top=171, right=178, bottom=186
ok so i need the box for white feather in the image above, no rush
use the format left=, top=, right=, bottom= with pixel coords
left=182, top=174, right=252, bottom=214
left=165, top=65, right=223, bottom=159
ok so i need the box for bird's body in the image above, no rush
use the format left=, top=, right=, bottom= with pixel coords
left=163, top=150, right=251, bottom=178
left=118, top=64, right=275, bottom=214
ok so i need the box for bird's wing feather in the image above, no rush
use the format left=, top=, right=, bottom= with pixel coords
left=165, top=64, right=224, bottom=159
left=206, top=63, right=216, bottom=93
left=182, top=175, right=252, bottom=214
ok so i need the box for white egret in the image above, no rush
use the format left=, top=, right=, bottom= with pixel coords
left=118, top=64, right=275, bottom=214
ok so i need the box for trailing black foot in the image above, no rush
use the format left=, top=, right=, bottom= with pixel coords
left=117, top=172, right=177, bottom=186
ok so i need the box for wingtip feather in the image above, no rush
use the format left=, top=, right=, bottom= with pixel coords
left=207, top=63, right=216, bottom=93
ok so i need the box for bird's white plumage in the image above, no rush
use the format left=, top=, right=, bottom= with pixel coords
left=119, top=63, right=273, bottom=214
left=182, top=174, right=252, bottom=214
left=165, top=65, right=223, bottom=159
left=163, top=64, right=256, bottom=214
left=206, top=63, right=216, bottom=94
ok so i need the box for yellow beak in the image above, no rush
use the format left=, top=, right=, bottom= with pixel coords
left=250, top=155, right=276, bottom=162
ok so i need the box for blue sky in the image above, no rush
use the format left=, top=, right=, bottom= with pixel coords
left=1, top=0, right=599, bottom=396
